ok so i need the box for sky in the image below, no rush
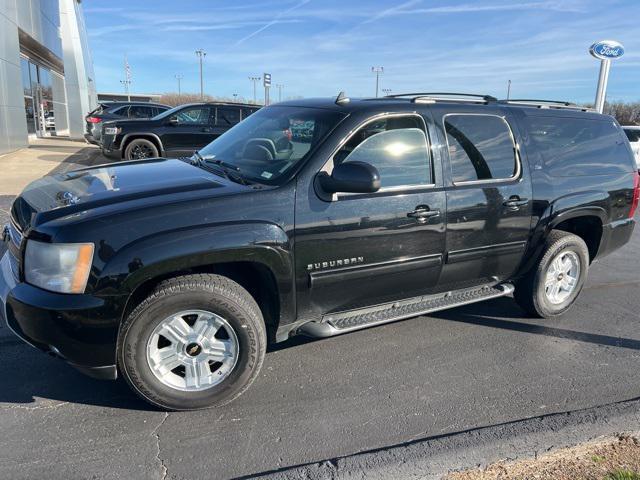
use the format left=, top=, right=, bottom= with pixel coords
left=84, top=0, right=640, bottom=104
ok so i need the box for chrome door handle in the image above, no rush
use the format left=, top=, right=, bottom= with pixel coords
left=407, top=206, right=441, bottom=223
left=503, top=197, right=528, bottom=210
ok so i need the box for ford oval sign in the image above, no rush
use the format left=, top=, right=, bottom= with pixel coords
left=590, top=40, right=625, bottom=60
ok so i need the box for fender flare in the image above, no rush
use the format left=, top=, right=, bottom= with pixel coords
left=97, top=222, right=295, bottom=325
left=121, top=132, right=165, bottom=157
left=517, top=191, right=609, bottom=276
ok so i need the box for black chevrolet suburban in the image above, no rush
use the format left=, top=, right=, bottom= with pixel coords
left=101, top=102, right=260, bottom=160
left=1, top=93, right=638, bottom=410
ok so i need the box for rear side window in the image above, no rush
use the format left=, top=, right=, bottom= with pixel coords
left=525, top=117, right=632, bottom=176
left=111, top=106, right=129, bottom=116
left=336, top=116, right=431, bottom=188
left=128, top=105, right=155, bottom=118
left=444, top=114, right=517, bottom=183
left=216, top=107, right=241, bottom=126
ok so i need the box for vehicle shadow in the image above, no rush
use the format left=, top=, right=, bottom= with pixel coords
left=44, top=146, right=113, bottom=175
left=0, top=341, right=155, bottom=411
left=431, top=297, right=640, bottom=351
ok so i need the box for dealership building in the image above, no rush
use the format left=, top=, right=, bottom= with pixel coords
left=0, top=0, right=96, bottom=155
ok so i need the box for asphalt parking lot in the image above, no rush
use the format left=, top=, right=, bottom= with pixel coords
left=0, top=146, right=639, bottom=479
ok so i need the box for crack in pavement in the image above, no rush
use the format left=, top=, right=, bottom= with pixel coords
left=152, top=412, right=170, bottom=480
left=0, top=401, right=69, bottom=411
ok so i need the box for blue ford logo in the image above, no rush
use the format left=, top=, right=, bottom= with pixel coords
left=590, top=40, right=625, bottom=60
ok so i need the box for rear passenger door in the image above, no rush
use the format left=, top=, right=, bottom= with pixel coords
left=213, top=106, right=242, bottom=138
left=161, top=105, right=214, bottom=156
left=430, top=105, right=533, bottom=289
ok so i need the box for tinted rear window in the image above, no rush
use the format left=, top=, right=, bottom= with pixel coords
left=624, top=129, right=640, bottom=143
left=444, top=114, right=517, bottom=183
left=524, top=116, right=632, bottom=176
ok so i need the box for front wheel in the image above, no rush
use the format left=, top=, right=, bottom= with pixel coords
left=514, top=230, right=590, bottom=318
left=118, top=274, right=266, bottom=410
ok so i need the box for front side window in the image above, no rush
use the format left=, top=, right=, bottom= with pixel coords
left=196, top=106, right=345, bottom=184
left=334, top=116, right=431, bottom=189
left=445, top=114, right=516, bottom=183
left=173, top=106, right=211, bottom=124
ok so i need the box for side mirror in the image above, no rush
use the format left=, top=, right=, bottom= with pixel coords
left=168, top=117, right=179, bottom=126
left=318, top=161, right=381, bottom=194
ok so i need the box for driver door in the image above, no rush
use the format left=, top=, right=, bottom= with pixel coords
left=294, top=113, right=447, bottom=318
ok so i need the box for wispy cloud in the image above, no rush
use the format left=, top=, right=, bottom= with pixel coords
left=233, top=0, right=312, bottom=46
left=360, top=0, right=422, bottom=25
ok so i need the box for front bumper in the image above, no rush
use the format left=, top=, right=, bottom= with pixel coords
left=100, top=134, right=122, bottom=159
left=0, top=252, right=122, bottom=380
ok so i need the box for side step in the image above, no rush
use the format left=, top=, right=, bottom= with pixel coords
left=298, top=283, right=514, bottom=338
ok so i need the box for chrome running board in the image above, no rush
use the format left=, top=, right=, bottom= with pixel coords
left=298, top=283, right=514, bottom=338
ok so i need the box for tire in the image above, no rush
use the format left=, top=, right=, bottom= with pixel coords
left=124, top=138, right=159, bottom=160
left=514, top=230, right=590, bottom=318
left=117, top=274, right=266, bottom=411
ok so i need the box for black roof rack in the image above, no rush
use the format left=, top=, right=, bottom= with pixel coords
left=499, top=99, right=595, bottom=112
left=385, top=92, right=498, bottom=104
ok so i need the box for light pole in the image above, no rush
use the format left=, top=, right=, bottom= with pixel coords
left=233, top=93, right=238, bottom=102
left=120, top=79, right=131, bottom=101
left=507, top=79, right=511, bottom=100
left=195, top=49, right=206, bottom=100
left=276, top=84, right=284, bottom=102
left=248, top=76, right=261, bottom=104
left=175, top=74, right=183, bottom=96
left=371, top=66, right=384, bottom=97
left=382, top=88, right=391, bottom=96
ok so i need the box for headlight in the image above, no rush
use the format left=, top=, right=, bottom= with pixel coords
left=104, top=126, right=121, bottom=135
left=25, top=241, right=94, bottom=294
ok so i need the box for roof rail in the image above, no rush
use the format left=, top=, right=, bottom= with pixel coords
left=499, top=99, right=595, bottom=112
left=386, top=92, right=498, bottom=104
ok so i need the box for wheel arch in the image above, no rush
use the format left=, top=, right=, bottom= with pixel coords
left=517, top=193, right=609, bottom=277
left=100, top=223, right=295, bottom=343
left=121, top=133, right=164, bottom=158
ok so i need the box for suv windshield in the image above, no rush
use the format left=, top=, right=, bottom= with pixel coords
left=196, top=106, right=346, bottom=184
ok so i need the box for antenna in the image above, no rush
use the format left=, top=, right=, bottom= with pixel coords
left=335, top=91, right=350, bottom=105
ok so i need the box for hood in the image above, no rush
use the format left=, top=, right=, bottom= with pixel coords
left=11, top=158, right=247, bottom=230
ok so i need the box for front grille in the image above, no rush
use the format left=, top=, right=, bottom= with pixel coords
left=7, top=219, right=23, bottom=280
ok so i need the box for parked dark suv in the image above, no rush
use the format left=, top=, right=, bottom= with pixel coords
left=2, top=93, right=638, bottom=410
left=85, top=102, right=171, bottom=145
left=100, top=102, right=260, bottom=160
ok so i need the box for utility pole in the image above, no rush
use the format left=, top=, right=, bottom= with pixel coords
left=371, top=66, right=384, bottom=98
left=175, top=74, right=183, bottom=96
left=506, top=79, right=511, bottom=100
left=382, top=88, right=391, bottom=96
left=248, top=76, right=261, bottom=104
left=233, top=93, right=238, bottom=102
left=195, top=49, right=206, bottom=100
left=276, top=84, right=284, bottom=102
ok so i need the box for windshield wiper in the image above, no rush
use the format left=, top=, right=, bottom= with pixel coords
left=192, top=152, right=255, bottom=186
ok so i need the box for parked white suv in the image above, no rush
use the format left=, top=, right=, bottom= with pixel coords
left=623, top=126, right=640, bottom=169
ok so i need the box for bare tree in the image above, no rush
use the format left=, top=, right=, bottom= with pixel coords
left=159, top=92, right=258, bottom=107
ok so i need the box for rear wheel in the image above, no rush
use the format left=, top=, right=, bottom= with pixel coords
left=118, top=274, right=266, bottom=410
left=514, top=230, right=589, bottom=318
left=124, top=138, right=159, bottom=160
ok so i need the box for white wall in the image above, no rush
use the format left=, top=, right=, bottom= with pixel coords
left=59, top=0, right=96, bottom=139
left=0, top=0, right=28, bottom=155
